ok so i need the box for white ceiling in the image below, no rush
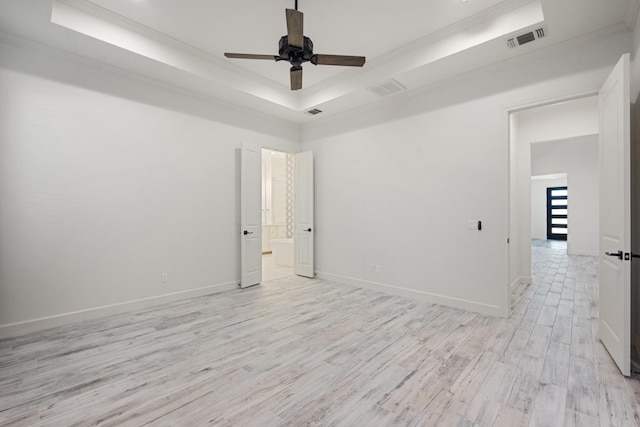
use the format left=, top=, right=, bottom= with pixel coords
left=0, top=0, right=637, bottom=125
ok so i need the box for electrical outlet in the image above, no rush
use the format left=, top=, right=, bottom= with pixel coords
left=375, top=265, right=381, bottom=273
left=161, top=273, right=168, bottom=283
left=370, top=264, right=376, bottom=272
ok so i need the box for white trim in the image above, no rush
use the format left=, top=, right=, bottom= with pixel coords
left=531, top=173, right=568, bottom=181
left=0, top=281, right=238, bottom=339
left=316, top=272, right=503, bottom=317
left=504, top=107, right=512, bottom=319
left=511, top=276, right=532, bottom=290
left=567, top=250, right=599, bottom=257
left=505, top=89, right=601, bottom=115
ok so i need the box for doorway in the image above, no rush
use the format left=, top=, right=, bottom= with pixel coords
left=261, top=148, right=294, bottom=281
left=508, top=95, right=599, bottom=313
left=507, top=55, right=636, bottom=376
left=241, top=143, right=315, bottom=287
left=546, top=186, right=568, bottom=241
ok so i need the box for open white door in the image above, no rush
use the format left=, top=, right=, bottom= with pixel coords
left=599, top=53, right=631, bottom=376
left=240, top=142, right=262, bottom=288
left=294, top=151, right=314, bottom=278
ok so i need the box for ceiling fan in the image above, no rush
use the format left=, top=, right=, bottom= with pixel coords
left=224, top=0, right=366, bottom=91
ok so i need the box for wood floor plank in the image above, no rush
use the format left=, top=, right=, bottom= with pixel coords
left=1, top=241, right=638, bottom=426
left=540, top=341, right=571, bottom=387
left=529, top=383, right=567, bottom=427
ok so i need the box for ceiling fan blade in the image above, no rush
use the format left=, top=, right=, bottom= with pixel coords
left=286, top=8, right=304, bottom=49
left=311, top=54, right=366, bottom=67
left=290, top=67, right=302, bottom=91
left=224, top=53, right=278, bottom=60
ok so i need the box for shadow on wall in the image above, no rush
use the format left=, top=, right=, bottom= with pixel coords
left=0, top=43, right=297, bottom=140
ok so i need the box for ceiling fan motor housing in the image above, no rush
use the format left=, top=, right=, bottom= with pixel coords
left=279, top=36, right=314, bottom=66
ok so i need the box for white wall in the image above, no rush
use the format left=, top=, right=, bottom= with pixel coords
left=0, top=26, right=635, bottom=334
left=0, top=41, right=299, bottom=335
left=302, top=31, right=630, bottom=317
left=531, top=137, right=600, bottom=255
left=511, top=96, right=599, bottom=284
left=261, top=150, right=288, bottom=226
left=531, top=175, right=567, bottom=241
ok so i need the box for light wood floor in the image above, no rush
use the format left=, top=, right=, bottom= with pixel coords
left=1, top=242, right=639, bottom=426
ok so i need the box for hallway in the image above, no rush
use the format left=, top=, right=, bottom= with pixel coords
left=518, top=239, right=639, bottom=426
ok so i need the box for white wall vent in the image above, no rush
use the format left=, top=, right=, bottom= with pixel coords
left=368, top=79, right=407, bottom=97
left=306, top=108, right=323, bottom=115
left=507, top=26, right=546, bottom=48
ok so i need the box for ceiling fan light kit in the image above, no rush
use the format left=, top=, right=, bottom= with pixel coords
left=224, top=1, right=366, bottom=91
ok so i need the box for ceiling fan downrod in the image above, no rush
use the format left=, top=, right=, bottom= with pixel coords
left=295, top=0, right=298, bottom=11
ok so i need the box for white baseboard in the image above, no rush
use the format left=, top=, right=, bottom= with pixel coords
left=567, top=249, right=599, bottom=257
left=0, top=281, right=238, bottom=339
left=510, top=276, right=532, bottom=290
left=316, top=272, right=502, bottom=317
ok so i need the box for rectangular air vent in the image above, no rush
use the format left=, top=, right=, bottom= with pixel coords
left=507, top=26, right=547, bottom=49
left=516, top=32, right=536, bottom=45
left=306, top=108, right=323, bottom=115
left=368, top=79, right=407, bottom=97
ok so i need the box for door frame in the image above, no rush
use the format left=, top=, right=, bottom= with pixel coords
left=504, top=89, right=599, bottom=317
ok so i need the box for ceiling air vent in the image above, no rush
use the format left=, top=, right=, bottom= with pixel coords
left=507, top=26, right=546, bottom=49
left=306, top=108, right=323, bottom=115
left=368, top=79, right=407, bottom=97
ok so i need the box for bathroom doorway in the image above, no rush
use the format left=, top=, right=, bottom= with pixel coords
left=261, top=148, right=294, bottom=281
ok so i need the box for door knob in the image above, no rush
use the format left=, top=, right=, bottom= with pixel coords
left=605, top=250, right=623, bottom=260
left=243, top=230, right=254, bottom=235
left=305, top=228, right=312, bottom=232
